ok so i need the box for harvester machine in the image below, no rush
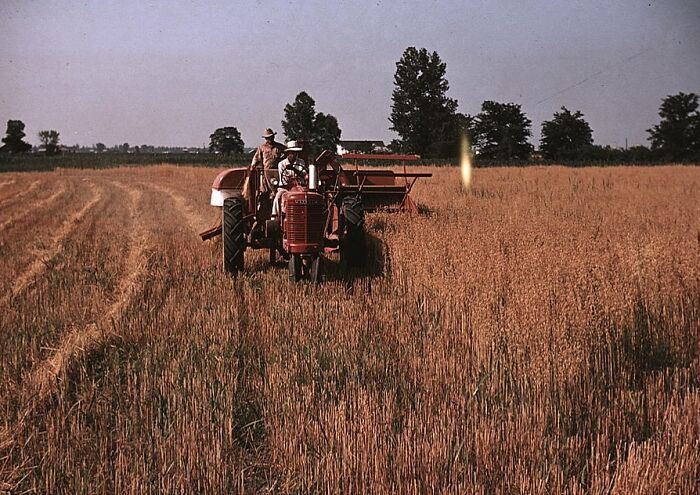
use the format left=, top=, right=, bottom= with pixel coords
left=199, top=150, right=430, bottom=282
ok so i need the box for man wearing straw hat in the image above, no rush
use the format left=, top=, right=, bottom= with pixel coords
left=272, top=140, right=307, bottom=218
left=250, top=128, right=285, bottom=193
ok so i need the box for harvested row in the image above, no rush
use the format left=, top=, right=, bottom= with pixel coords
left=0, top=175, right=220, bottom=492
left=1, top=180, right=102, bottom=304
left=0, top=179, right=40, bottom=209
left=0, top=179, right=157, bottom=490
left=149, top=183, right=210, bottom=234
left=0, top=178, right=129, bottom=391
left=0, top=176, right=83, bottom=298
left=0, top=179, right=68, bottom=232
left=28, top=181, right=150, bottom=399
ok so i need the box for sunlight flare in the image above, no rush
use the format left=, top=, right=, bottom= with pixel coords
left=460, top=133, right=473, bottom=190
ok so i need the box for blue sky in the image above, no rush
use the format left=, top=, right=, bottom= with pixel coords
left=1, top=0, right=698, bottom=149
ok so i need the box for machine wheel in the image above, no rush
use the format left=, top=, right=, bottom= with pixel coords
left=289, top=254, right=302, bottom=282
left=223, top=195, right=245, bottom=275
left=309, top=255, right=322, bottom=284
left=340, top=195, right=367, bottom=268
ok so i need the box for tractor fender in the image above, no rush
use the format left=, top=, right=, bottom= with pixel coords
left=210, top=167, right=248, bottom=206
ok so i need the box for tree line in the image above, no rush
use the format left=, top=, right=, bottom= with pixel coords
left=3, top=46, right=698, bottom=163
left=389, top=47, right=700, bottom=162
left=0, top=121, right=62, bottom=155
left=208, top=45, right=699, bottom=163
left=210, top=47, right=699, bottom=163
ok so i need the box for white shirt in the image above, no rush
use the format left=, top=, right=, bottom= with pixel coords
left=277, top=157, right=307, bottom=187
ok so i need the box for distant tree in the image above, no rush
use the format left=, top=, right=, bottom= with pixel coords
left=121, top=142, right=130, bottom=153
left=624, top=145, right=655, bottom=162
left=425, top=112, right=475, bottom=158
left=313, top=112, right=341, bottom=154
left=209, top=126, right=244, bottom=155
left=540, top=107, right=594, bottom=160
left=647, top=92, right=700, bottom=160
left=0, top=120, right=32, bottom=153
left=282, top=91, right=317, bottom=141
left=95, top=142, right=106, bottom=152
left=282, top=91, right=342, bottom=156
left=472, top=101, right=533, bottom=160
left=389, top=47, right=458, bottom=157
left=38, top=129, right=61, bottom=155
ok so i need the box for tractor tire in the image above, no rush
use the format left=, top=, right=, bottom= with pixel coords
left=340, top=195, right=367, bottom=268
left=289, top=254, right=302, bottom=282
left=223, top=195, right=245, bottom=276
left=310, top=255, right=322, bottom=284
left=342, top=195, right=365, bottom=229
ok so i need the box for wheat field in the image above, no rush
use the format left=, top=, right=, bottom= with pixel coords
left=0, top=164, right=698, bottom=494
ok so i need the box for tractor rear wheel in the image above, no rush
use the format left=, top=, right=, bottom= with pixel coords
left=223, top=195, right=245, bottom=275
left=340, top=195, right=366, bottom=268
left=289, top=254, right=302, bottom=282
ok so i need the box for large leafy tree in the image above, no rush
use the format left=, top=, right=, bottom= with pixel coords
left=0, top=120, right=32, bottom=153
left=472, top=101, right=533, bottom=160
left=647, top=92, right=700, bottom=160
left=389, top=47, right=458, bottom=157
left=38, top=129, right=61, bottom=155
left=282, top=91, right=342, bottom=156
left=209, top=126, right=244, bottom=155
left=282, top=91, right=316, bottom=141
left=540, top=107, right=593, bottom=160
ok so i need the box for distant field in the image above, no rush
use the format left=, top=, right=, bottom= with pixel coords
left=0, top=152, right=248, bottom=172
left=0, top=165, right=698, bottom=493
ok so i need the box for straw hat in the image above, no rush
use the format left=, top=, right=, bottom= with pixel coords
left=285, top=140, right=303, bottom=152
left=262, top=128, right=276, bottom=138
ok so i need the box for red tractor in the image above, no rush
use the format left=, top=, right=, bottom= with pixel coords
left=200, top=149, right=430, bottom=282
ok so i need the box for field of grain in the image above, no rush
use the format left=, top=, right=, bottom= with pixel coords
left=0, top=164, right=698, bottom=493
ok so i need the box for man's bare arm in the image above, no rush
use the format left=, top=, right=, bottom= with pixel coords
left=250, top=147, right=262, bottom=169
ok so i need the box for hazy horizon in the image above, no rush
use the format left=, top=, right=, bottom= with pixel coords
left=1, top=0, right=699, bottom=150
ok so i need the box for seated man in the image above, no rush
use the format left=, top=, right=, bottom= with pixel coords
left=272, top=140, right=307, bottom=218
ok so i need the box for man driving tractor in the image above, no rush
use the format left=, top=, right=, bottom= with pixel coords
left=272, top=140, right=307, bottom=218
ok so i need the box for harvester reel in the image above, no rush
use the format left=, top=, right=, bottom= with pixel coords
left=223, top=195, right=245, bottom=275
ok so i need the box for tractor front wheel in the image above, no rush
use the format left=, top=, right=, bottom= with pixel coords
left=309, top=255, right=322, bottom=284
left=223, top=195, right=245, bottom=276
left=289, top=254, right=302, bottom=282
